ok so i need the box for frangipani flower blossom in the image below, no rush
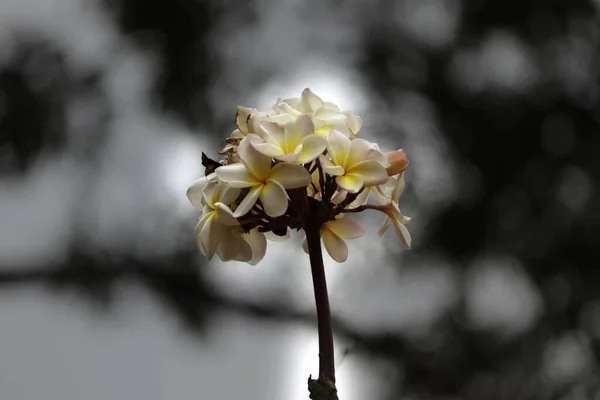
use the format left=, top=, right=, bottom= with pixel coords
left=215, top=134, right=312, bottom=218
left=187, top=88, right=412, bottom=264
left=186, top=88, right=413, bottom=399
left=302, top=217, right=365, bottom=263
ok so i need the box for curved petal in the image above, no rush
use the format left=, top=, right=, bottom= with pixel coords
left=345, top=138, right=375, bottom=169
left=251, top=141, right=285, bottom=158
left=235, top=106, right=253, bottom=134
left=194, top=214, right=212, bottom=255
left=326, top=218, right=364, bottom=239
left=301, top=88, right=324, bottom=113
left=274, top=150, right=301, bottom=163
left=369, top=147, right=392, bottom=168
left=281, top=97, right=301, bottom=110
left=260, top=179, right=288, bottom=217
left=350, top=188, right=370, bottom=207
left=394, top=222, right=412, bottom=249
left=199, top=213, right=225, bottom=260
left=216, top=184, right=241, bottom=206
left=378, top=217, right=392, bottom=237
left=284, top=114, right=313, bottom=152
left=233, top=186, right=263, bottom=218
left=268, top=163, right=311, bottom=189
left=258, top=120, right=285, bottom=145
left=275, top=101, right=302, bottom=118
left=213, top=203, right=240, bottom=226
left=314, top=107, right=345, bottom=121
left=243, top=229, right=268, bottom=265
left=344, top=112, right=362, bottom=136
left=346, top=160, right=388, bottom=186
left=391, top=173, right=406, bottom=202
left=319, top=155, right=345, bottom=176
left=217, top=227, right=252, bottom=262
left=215, top=163, right=261, bottom=188
left=326, top=130, right=350, bottom=166
left=371, top=184, right=392, bottom=205
left=336, top=174, right=364, bottom=193
left=296, top=134, right=327, bottom=164
left=238, top=135, right=272, bottom=181
left=186, top=177, right=210, bottom=208
left=323, top=101, right=340, bottom=111
left=322, top=229, right=348, bottom=263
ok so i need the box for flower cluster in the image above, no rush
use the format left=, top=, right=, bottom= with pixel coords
left=187, top=89, right=411, bottom=264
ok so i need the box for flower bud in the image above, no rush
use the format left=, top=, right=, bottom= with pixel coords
left=385, top=149, right=409, bottom=176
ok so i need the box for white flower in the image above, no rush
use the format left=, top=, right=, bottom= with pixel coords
left=319, top=130, right=390, bottom=193
left=215, top=135, right=312, bottom=218
left=302, top=216, right=365, bottom=263
left=187, top=181, right=253, bottom=262
left=274, top=89, right=363, bottom=138
left=253, top=114, right=327, bottom=163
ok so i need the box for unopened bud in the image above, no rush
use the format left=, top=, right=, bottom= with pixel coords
left=386, top=149, right=409, bottom=176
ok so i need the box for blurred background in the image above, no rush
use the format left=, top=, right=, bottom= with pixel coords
left=1, top=0, right=599, bottom=399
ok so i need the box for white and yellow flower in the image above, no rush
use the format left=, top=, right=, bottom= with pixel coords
left=253, top=114, right=327, bottom=163
left=319, top=130, right=390, bottom=193
left=187, top=181, right=250, bottom=261
left=215, top=135, right=312, bottom=218
left=274, top=89, right=363, bottom=138
left=302, top=216, right=365, bottom=263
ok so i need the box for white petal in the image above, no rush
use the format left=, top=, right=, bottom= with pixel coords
left=243, top=229, right=268, bottom=265
left=284, top=114, right=313, bottom=152
left=268, top=162, right=311, bottom=189
left=314, top=107, right=346, bottom=121
left=281, top=97, right=301, bottom=110
left=235, top=106, right=253, bottom=134
left=323, top=101, right=341, bottom=111
left=346, top=160, right=389, bottom=186
left=213, top=203, right=239, bottom=226
left=378, top=217, right=392, bottom=237
left=345, top=138, right=376, bottom=168
left=199, top=213, right=224, bottom=260
left=215, top=163, right=260, bottom=188
left=326, top=218, right=364, bottom=239
left=296, top=134, right=327, bottom=164
left=326, top=130, right=350, bottom=166
left=371, top=185, right=392, bottom=205
left=217, top=227, right=252, bottom=262
left=394, top=222, right=412, bottom=249
left=322, top=229, right=348, bottom=263
left=320, top=155, right=345, bottom=176
left=186, top=177, right=210, bottom=208
left=201, top=181, right=218, bottom=206
left=259, top=120, right=285, bottom=145
left=344, top=112, right=362, bottom=136
left=251, top=141, right=285, bottom=158
left=216, top=184, right=241, bottom=206
left=233, top=186, right=263, bottom=218
left=350, top=188, right=370, bottom=207
left=275, top=101, right=302, bottom=117
left=391, top=173, right=406, bottom=202
left=238, top=135, right=273, bottom=181
left=260, top=180, right=288, bottom=217
left=336, top=174, right=364, bottom=193
left=300, top=88, right=324, bottom=113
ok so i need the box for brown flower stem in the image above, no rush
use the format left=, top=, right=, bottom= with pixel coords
left=304, top=218, right=338, bottom=400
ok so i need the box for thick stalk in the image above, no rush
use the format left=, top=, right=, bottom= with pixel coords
left=305, top=219, right=338, bottom=400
